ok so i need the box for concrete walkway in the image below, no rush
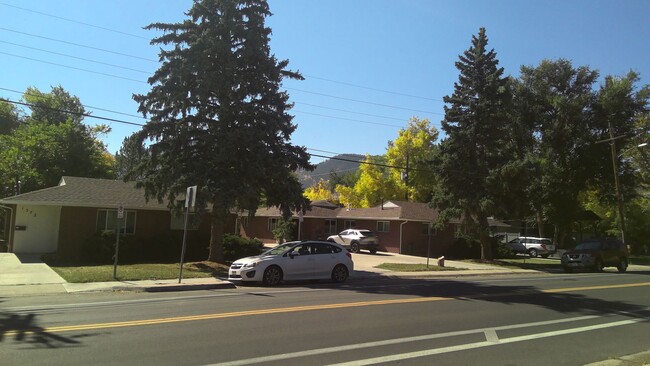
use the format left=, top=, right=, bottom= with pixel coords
left=0, top=253, right=68, bottom=296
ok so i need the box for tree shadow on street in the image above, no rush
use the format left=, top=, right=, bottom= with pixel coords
left=0, top=306, right=94, bottom=349
left=288, top=274, right=650, bottom=321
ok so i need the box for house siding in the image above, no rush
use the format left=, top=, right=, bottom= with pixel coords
left=56, top=207, right=214, bottom=262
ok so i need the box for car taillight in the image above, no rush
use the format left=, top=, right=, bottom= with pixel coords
left=346, top=252, right=352, bottom=260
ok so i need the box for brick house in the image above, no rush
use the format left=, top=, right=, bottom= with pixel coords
left=238, top=200, right=509, bottom=257
left=0, top=176, right=225, bottom=261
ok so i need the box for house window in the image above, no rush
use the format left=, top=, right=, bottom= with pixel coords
left=97, top=209, right=136, bottom=235
left=344, top=220, right=356, bottom=229
left=324, top=219, right=337, bottom=235
left=377, top=221, right=390, bottom=233
left=170, top=213, right=200, bottom=231
left=268, top=218, right=280, bottom=232
left=422, top=223, right=433, bottom=235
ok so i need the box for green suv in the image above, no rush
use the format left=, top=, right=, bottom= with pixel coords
left=561, top=238, right=629, bottom=273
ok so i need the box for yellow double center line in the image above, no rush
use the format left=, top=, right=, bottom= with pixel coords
left=6, top=281, right=650, bottom=336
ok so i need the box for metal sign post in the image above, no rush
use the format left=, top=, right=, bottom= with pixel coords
left=179, top=186, right=197, bottom=283
left=113, top=205, right=124, bottom=280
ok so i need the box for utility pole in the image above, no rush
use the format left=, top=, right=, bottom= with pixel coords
left=596, top=122, right=627, bottom=246
left=403, top=152, right=410, bottom=201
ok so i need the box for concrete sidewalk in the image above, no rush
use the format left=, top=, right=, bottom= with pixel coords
left=2, top=251, right=647, bottom=296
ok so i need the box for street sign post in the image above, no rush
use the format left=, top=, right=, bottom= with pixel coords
left=179, top=186, right=197, bottom=283
left=113, top=205, right=123, bottom=279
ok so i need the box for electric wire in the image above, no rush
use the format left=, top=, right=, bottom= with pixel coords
left=0, top=2, right=149, bottom=40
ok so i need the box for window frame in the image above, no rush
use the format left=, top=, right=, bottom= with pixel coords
left=268, top=218, right=280, bottom=233
left=377, top=221, right=390, bottom=233
left=344, top=220, right=356, bottom=230
left=324, top=219, right=337, bottom=235
left=96, top=209, right=136, bottom=235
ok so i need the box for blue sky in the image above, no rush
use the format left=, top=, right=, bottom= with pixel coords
left=1, top=0, right=649, bottom=164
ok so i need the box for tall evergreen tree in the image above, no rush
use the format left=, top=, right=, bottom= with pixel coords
left=431, top=28, right=511, bottom=260
left=115, top=133, right=149, bottom=180
left=131, top=0, right=312, bottom=262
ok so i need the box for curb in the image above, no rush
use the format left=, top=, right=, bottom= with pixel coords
left=111, top=282, right=237, bottom=293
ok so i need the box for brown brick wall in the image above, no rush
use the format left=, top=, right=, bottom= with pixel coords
left=56, top=207, right=214, bottom=262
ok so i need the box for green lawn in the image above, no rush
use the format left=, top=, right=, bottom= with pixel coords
left=50, top=261, right=229, bottom=283
left=461, top=258, right=561, bottom=271
left=375, top=263, right=465, bottom=272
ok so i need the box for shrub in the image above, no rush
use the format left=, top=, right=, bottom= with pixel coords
left=222, top=234, right=264, bottom=262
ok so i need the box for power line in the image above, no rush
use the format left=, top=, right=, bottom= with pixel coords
left=294, top=110, right=403, bottom=128
left=0, top=40, right=151, bottom=74
left=304, top=74, right=443, bottom=102
left=0, top=2, right=150, bottom=40
left=287, top=87, right=440, bottom=115
left=0, top=51, right=148, bottom=83
left=296, top=101, right=417, bottom=122
left=1, top=98, right=144, bottom=127
left=1, top=4, right=442, bottom=105
left=0, top=27, right=157, bottom=63
left=0, top=87, right=147, bottom=120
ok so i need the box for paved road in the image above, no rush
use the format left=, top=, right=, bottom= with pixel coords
left=2, top=271, right=650, bottom=365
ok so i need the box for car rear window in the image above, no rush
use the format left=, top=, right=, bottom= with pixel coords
left=540, top=239, right=552, bottom=245
left=359, top=231, right=375, bottom=237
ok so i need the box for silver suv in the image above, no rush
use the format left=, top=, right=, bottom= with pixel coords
left=507, top=236, right=554, bottom=258
left=327, top=229, right=379, bottom=254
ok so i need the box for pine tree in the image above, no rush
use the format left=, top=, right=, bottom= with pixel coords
left=131, top=0, right=312, bottom=262
left=432, top=28, right=511, bottom=260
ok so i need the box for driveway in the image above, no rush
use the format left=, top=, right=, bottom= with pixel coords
left=0, top=253, right=67, bottom=296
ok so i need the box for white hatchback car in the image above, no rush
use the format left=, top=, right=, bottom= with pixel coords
left=228, top=241, right=353, bottom=286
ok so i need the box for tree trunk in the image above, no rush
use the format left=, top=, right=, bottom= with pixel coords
left=536, top=211, right=545, bottom=238
left=207, top=207, right=225, bottom=263
left=477, top=214, right=493, bottom=260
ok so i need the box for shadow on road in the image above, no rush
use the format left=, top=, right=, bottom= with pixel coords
left=274, top=274, right=650, bottom=321
left=0, top=300, right=93, bottom=348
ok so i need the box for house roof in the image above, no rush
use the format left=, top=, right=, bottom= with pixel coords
left=251, top=199, right=510, bottom=227
left=0, top=176, right=169, bottom=210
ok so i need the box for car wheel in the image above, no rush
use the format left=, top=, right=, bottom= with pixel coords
left=262, top=266, right=283, bottom=286
left=617, top=258, right=628, bottom=273
left=350, top=242, right=360, bottom=253
left=528, top=248, right=538, bottom=258
left=369, top=249, right=377, bottom=255
left=331, top=264, right=349, bottom=283
left=563, top=267, right=573, bottom=273
left=594, top=259, right=603, bottom=272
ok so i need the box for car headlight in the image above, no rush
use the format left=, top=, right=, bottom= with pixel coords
left=243, top=262, right=258, bottom=268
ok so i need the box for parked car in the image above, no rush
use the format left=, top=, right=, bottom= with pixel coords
left=506, top=237, right=554, bottom=258
left=327, top=229, right=379, bottom=254
left=561, top=238, right=629, bottom=273
left=228, top=240, right=353, bottom=286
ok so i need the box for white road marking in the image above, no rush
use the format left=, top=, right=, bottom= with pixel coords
left=327, top=319, right=647, bottom=366
left=204, top=313, right=629, bottom=366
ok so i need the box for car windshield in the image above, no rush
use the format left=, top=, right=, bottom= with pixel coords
left=261, top=242, right=297, bottom=256
left=359, top=231, right=375, bottom=237
left=574, top=241, right=602, bottom=250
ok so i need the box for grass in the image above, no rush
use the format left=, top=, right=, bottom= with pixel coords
left=50, top=261, right=229, bottom=283
left=375, top=263, right=465, bottom=272
left=461, top=257, right=561, bottom=271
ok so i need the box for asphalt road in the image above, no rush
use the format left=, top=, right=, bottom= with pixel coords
left=2, top=271, right=650, bottom=366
